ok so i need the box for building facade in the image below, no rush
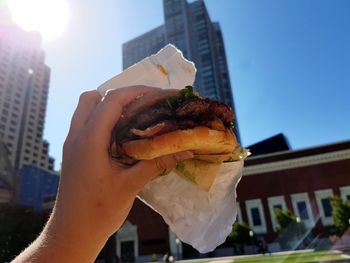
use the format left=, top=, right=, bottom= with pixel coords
left=238, top=140, right=350, bottom=244
left=122, top=0, right=240, bottom=142
left=16, top=165, right=59, bottom=211
left=115, top=140, right=350, bottom=261
left=0, top=139, right=14, bottom=203
left=0, top=21, right=55, bottom=172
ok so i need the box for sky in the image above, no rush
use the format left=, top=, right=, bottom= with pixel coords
left=7, top=0, right=350, bottom=169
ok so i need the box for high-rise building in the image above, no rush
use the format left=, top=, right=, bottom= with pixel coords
left=123, top=0, right=240, bottom=142
left=0, top=21, right=55, bottom=172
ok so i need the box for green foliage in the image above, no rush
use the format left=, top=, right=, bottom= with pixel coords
left=275, top=209, right=306, bottom=249
left=229, top=222, right=252, bottom=245
left=151, top=253, right=158, bottom=262
left=275, top=208, right=297, bottom=231
left=162, top=85, right=198, bottom=110
left=331, top=196, right=350, bottom=235
left=0, top=204, right=48, bottom=262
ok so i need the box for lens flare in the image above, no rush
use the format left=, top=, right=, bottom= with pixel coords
left=8, top=0, right=70, bottom=42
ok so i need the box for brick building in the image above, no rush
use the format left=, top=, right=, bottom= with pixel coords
left=237, top=140, right=350, bottom=242
left=114, top=140, right=350, bottom=261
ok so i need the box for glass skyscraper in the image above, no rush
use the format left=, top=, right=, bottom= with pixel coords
left=123, top=0, right=240, bottom=142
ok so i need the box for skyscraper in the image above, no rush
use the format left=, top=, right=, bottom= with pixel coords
left=123, top=0, right=240, bottom=142
left=0, top=21, right=55, bottom=172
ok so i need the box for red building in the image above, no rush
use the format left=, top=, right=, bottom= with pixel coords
left=237, top=140, right=350, bottom=242
left=114, top=140, right=350, bottom=261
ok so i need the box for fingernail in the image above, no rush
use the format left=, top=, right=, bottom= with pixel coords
left=175, top=151, right=194, bottom=162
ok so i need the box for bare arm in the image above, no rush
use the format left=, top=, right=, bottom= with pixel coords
left=12, top=87, right=193, bottom=263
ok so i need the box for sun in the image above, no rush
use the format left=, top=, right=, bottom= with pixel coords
left=8, top=0, right=70, bottom=42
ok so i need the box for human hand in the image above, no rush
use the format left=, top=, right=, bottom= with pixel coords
left=44, top=86, right=193, bottom=262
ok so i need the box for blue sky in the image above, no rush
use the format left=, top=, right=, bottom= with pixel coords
left=16, top=0, right=350, bottom=168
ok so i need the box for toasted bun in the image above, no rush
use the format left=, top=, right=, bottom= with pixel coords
left=122, top=126, right=237, bottom=160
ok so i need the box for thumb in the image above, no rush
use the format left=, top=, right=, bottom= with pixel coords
left=126, top=151, right=194, bottom=189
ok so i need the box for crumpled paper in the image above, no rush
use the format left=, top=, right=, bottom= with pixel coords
left=98, top=44, right=244, bottom=253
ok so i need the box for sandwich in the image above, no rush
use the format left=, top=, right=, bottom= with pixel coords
left=110, top=86, right=247, bottom=189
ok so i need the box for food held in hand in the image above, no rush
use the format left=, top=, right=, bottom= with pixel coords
left=110, top=86, right=246, bottom=166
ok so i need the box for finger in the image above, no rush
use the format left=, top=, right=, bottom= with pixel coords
left=125, top=151, right=194, bottom=190
left=67, top=90, right=102, bottom=139
left=87, top=86, right=160, bottom=139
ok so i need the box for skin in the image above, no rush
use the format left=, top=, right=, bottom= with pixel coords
left=12, top=86, right=193, bottom=263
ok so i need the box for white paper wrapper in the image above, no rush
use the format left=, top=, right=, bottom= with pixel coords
left=97, top=44, right=244, bottom=253
left=139, top=162, right=243, bottom=253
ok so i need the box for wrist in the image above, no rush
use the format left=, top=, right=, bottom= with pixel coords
left=43, top=209, right=108, bottom=262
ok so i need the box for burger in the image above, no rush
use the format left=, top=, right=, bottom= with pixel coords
left=110, top=86, right=244, bottom=166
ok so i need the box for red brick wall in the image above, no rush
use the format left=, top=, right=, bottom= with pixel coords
left=236, top=159, right=350, bottom=241
left=127, top=198, right=169, bottom=255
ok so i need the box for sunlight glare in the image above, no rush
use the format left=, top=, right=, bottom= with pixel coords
left=8, top=0, right=70, bottom=42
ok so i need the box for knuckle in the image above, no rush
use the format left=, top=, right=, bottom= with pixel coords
left=103, top=89, right=117, bottom=101
left=79, top=90, right=101, bottom=103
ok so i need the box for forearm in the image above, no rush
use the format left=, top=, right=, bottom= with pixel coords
left=12, top=212, right=107, bottom=263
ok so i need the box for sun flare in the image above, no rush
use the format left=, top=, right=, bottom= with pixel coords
left=8, top=0, right=70, bottom=42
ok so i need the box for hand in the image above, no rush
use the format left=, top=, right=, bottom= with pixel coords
left=12, top=86, right=193, bottom=263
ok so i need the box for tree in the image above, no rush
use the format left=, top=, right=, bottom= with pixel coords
left=275, top=209, right=306, bottom=249
left=331, top=196, right=350, bottom=235
left=229, top=222, right=253, bottom=254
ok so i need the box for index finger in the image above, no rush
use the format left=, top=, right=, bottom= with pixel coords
left=88, top=86, right=160, bottom=139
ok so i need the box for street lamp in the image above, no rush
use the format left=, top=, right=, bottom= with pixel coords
left=249, top=230, right=254, bottom=249
left=175, top=237, right=181, bottom=260
left=296, top=216, right=301, bottom=223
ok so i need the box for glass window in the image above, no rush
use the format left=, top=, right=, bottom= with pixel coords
left=273, top=204, right=282, bottom=211
left=346, top=195, right=350, bottom=201
left=251, top=208, right=262, bottom=226
left=297, top=201, right=309, bottom=219
left=321, top=198, right=332, bottom=217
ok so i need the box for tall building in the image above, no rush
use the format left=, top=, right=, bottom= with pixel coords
left=0, top=21, right=55, bottom=172
left=122, top=0, right=240, bottom=142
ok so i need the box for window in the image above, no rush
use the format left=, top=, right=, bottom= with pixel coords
left=251, top=208, right=261, bottom=226
left=315, top=189, right=334, bottom=226
left=291, top=193, right=314, bottom=228
left=274, top=204, right=283, bottom=210
left=296, top=201, right=309, bottom=220
left=268, top=196, right=287, bottom=231
left=321, top=198, right=332, bottom=217
left=340, top=186, right=350, bottom=201
left=245, top=199, right=267, bottom=234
